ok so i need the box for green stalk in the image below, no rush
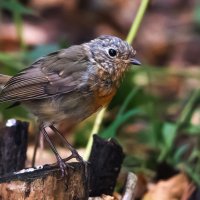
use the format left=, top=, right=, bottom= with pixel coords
left=176, top=90, right=200, bottom=129
left=84, top=107, right=106, bottom=159
left=10, top=0, right=26, bottom=50
left=126, top=0, right=149, bottom=44
left=13, top=12, right=25, bottom=50
left=84, top=0, right=149, bottom=160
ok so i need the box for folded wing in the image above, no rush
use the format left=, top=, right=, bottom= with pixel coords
left=0, top=45, right=88, bottom=103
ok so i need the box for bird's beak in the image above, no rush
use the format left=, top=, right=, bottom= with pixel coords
left=130, top=58, right=141, bottom=66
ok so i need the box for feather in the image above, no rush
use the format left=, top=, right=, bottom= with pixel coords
left=0, top=45, right=89, bottom=103
left=0, top=74, right=12, bottom=90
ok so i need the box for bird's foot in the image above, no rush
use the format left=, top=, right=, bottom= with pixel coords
left=62, top=148, right=84, bottom=163
left=72, top=149, right=84, bottom=163
left=56, top=156, right=74, bottom=179
left=63, top=149, right=88, bottom=179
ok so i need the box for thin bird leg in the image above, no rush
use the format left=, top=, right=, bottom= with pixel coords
left=50, top=125, right=84, bottom=163
left=31, top=130, right=40, bottom=167
left=41, top=127, right=72, bottom=177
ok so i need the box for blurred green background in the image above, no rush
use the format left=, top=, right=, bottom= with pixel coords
left=0, top=0, right=200, bottom=196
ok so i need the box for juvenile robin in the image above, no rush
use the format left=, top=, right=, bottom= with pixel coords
left=0, top=35, right=140, bottom=176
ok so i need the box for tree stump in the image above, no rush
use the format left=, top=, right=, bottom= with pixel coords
left=0, top=119, right=28, bottom=175
left=88, top=135, right=125, bottom=196
left=0, top=119, right=89, bottom=200
left=0, top=163, right=89, bottom=200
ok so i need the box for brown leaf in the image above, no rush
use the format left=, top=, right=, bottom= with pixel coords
left=143, top=173, right=195, bottom=200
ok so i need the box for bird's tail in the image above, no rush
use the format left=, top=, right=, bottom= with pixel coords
left=0, top=74, right=12, bottom=89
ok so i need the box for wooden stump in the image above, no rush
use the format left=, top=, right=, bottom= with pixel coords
left=0, top=163, right=89, bottom=200
left=0, top=119, right=28, bottom=175
left=88, top=135, right=124, bottom=196
left=0, top=120, right=88, bottom=200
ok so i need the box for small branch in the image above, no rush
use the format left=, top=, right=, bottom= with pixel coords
left=122, top=173, right=138, bottom=200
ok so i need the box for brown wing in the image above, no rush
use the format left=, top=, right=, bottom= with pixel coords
left=0, top=45, right=89, bottom=103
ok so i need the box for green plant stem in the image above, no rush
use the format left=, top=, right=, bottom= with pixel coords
left=177, top=89, right=200, bottom=129
left=126, top=0, right=149, bottom=44
left=84, top=107, right=106, bottom=160
left=13, top=12, right=25, bottom=50
left=84, top=0, right=149, bottom=160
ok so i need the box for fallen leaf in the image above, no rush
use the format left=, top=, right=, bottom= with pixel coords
left=143, top=173, right=195, bottom=200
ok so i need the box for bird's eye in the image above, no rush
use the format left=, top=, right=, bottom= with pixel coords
left=108, top=49, right=117, bottom=57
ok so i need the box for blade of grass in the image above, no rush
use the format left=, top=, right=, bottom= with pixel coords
left=1, top=0, right=34, bottom=50
left=177, top=89, right=200, bottom=129
left=84, top=0, right=149, bottom=160
left=101, top=108, right=142, bottom=138
left=117, top=87, right=140, bottom=117
left=158, top=89, right=200, bottom=161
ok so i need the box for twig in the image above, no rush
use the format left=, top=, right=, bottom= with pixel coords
left=122, top=173, right=138, bottom=200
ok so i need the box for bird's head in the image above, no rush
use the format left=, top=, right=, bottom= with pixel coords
left=85, top=35, right=141, bottom=76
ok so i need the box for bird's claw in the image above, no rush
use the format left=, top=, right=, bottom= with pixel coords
left=57, top=157, right=73, bottom=179
left=72, top=150, right=84, bottom=163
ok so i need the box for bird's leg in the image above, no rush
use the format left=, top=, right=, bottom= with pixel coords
left=40, top=126, right=72, bottom=177
left=49, top=125, right=84, bottom=163
left=31, top=130, right=40, bottom=167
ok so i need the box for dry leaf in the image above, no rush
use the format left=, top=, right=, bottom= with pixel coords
left=143, top=173, right=195, bottom=200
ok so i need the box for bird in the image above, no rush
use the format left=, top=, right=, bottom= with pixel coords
left=0, top=35, right=140, bottom=176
